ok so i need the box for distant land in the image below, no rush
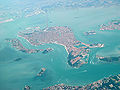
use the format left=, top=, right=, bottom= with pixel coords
left=100, top=20, right=120, bottom=31
left=40, top=0, right=120, bottom=9
left=97, top=55, right=120, bottom=62
left=1, top=0, right=120, bottom=25
left=44, top=74, right=120, bottom=90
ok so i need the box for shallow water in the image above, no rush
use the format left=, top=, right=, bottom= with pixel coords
left=0, top=1, right=120, bottom=90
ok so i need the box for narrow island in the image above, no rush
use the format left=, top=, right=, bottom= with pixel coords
left=96, top=55, right=120, bottom=62
left=84, top=31, right=96, bottom=36
left=100, top=20, right=120, bottom=31
left=44, top=74, right=120, bottom=90
left=17, top=26, right=104, bottom=68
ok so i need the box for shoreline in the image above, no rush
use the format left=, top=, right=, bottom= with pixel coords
left=17, top=35, right=39, bottom=46
left=53, top=42, right=69, bottom=54
left=18, top=35, right=69, bottom=54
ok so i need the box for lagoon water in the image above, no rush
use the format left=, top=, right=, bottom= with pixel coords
left=0, top=1, right=120, bottom=90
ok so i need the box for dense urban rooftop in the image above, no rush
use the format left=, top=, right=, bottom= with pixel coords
left=18, top=26, right=104, bottom=68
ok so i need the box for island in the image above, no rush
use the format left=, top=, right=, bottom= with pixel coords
left=37, top=68, right=46, bottom=76
left=96, top=55, right=120, bottom=62
left=6, top=38, right=53, bottom=54
left=100, top=20, right=120, bottom=31
left=44, top=74, right=120, bottom=90
left=14, top=58, right=22, bottom=62
left=24, top=85, right=30, bottom=90
left=17, top=26, right=104, bottom=68
left=84, top=31, right=96, bottom=36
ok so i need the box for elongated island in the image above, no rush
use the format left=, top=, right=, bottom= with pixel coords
left=44, top=74, right=120, bottom=90
left=6, top=38, right=53, bottom=54
left=97, top=55, right=120, bottom=62
left=100, top=20, right=120, bottom=31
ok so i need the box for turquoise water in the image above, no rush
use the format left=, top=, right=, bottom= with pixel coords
left=0, top=1, right=120, bottom=90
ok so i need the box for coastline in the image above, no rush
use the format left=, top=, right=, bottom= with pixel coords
left=17, top=35, right=41, bottom=46
left=53, top=42, right=69, bottom=54
left=18, top=34, right=69, bottom=54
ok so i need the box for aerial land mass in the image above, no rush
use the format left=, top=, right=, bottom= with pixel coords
left=97, top=55, right=120, bottom=62
left=44, top=74, right=120, bottom=90
left=100, top=20, right=120, bottom=31
left=17, top=26, right=104, bottom=68
left=84, top=31, right=96, bottom=36
left=6, top=38, right=53, bottom=54
left=37, top=68, right=46, bottom=77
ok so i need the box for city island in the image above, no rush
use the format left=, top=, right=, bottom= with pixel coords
left=12, top=26, right=104, bottom=68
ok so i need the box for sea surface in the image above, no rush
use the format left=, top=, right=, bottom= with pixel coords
left=0, top=0, right=120, bottom=90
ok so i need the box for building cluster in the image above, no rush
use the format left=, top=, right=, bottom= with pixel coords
left=83, top=74, right=120, bottom=90
left=44, top=74, right=120, bottom=90
left=18, top=26, right=104, bottom=68
left=44, top=84, right=83, bottom=90
left=6, top=38, right=53, bottom=54
left=68, top=45, right=89, bottom=68
left=97, top=55, right=120, bottom=62
left=100, top=20, right=120, bottom=30
left=84, top=31, right=96, bottom=36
